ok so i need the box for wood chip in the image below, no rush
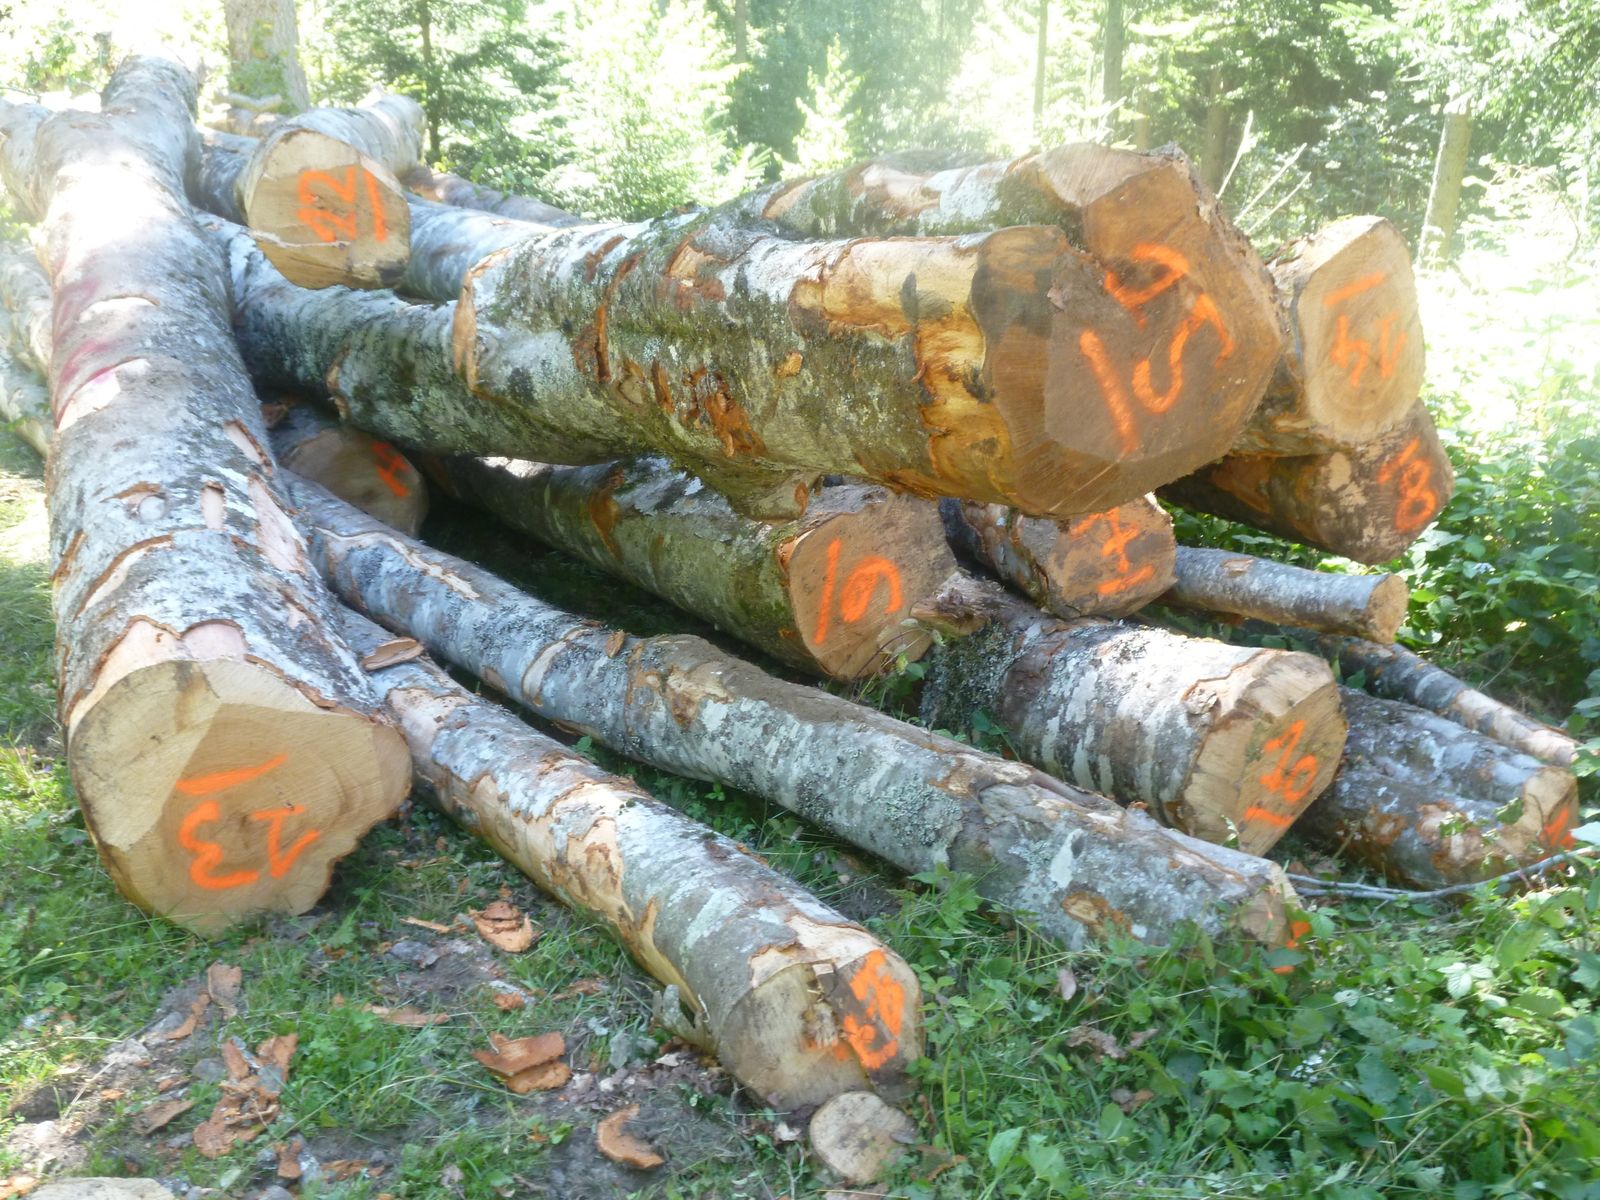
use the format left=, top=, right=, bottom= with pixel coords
left=258, top=1032, right=299, bottom=1078
left=596, top=1104, right=665, bottom=1170
left=134, top=1097, right=194, bottom=1135
left=505, top=1060, right=572, bottom=1093
left=0, top=1176, right=37, bottom=1199
left=98, top=1088, right=126, bottom=1101
left=323, top=1160, right=369, bottom=1181
left=156, top=1075, right=186, bottom=1093
left=192, top=1113, right=237, bottom=1159
left=551, top=977, right=606, bottom=1002
left=206, top=962, right=243, bottom=1017
left=362, top=636, right=424, bottom=670
left=400, top=916, right=453, bottom=934
left=474, top=1031, right=565, bottom=1082
left=276, top=1137, right=305, bottom=1180
left=470, top=900, right=537, bottom=953
left=363, top=1004, right=449, bottom=1028
left=491, top=991, right=527, bottom=1011
left=603, top=629, right=627, bottom=657
left=162, top=992, right=211, bottom=1041
left=220, top=1040, right=252, bottom=1082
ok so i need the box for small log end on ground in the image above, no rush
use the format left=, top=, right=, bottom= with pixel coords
left=808, top=1090, right=918, bottom=1185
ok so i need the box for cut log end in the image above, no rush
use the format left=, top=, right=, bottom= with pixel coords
left=72, top=657, right=410, bottom=934
left=272, top=418, right=428, bottom=536
left=808, top=1090, right=918, bottom=1185
left=241, top=128, right=411, bottom=291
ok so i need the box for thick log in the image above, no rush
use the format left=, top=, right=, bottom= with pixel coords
left=0, top=100, right=47, bottom=218
left=400, top=162, right=582, bottom=227
left=1161, top=403, right=1454, bottom=564
left=917, top=578, right=1347, bottom=855
left=1297, top=690, right=1578, bottom=889
left=16, top=58, right=409, bottom=932
left=263, top=400, right=428, bottom=535
left=340, top=606, right=921, bottom=1110
left=940, top=494, right=1175, bottom=618
left=1311, top=635, right=1578, bottom=767
left=1164, top=547, right=1409, bottom=642
left=0, top=317, right=48, bottom=457
left=0, top=241, right=51, bottom=376
left=1238, top=216, right=1423, bottom=455
left=288, top=476, right=1299, bottom=951
left=424, top=455, right=954, bottom=680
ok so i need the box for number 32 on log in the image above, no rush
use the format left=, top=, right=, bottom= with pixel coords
left=173, top=752, right=321, bottom=890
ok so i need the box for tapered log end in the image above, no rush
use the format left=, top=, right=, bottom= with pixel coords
left=808, top=1091, right=918, bottom=1185
left=275, top=423, right=428, bottom=536
left=1365, top=574, right=1411, bottom=643
left=786, top=489, right=956, bottom=679
left=71, top=657, right=410, bottom=933
left=242, top=128, right=411, bottom=291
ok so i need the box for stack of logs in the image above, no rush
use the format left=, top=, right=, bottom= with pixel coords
left=0, top=58, right=1581, bottom=1158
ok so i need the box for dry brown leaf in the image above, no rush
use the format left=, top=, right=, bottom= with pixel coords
left=1126, top=1028, right=1159, bottom=1052
left=491, top=990, right=527, bottom=1012
left=134, top=1097, right=194, bottom=1135
left=98, top=1088, right=126, bottom=1101
left=401, top=916, right=453, bottom=934
left=551, top=977, right=607, bottom=1002
left=1111, top=1087, right=1155, bottom=1113
left=1064, top=1025, right=1125, bottom=1061
left=471, top=900, right=537, bottom=953
left=206, top=962, right=243, bottom=1017
left=162, top=992, right=211, bottom=1041
left=506, top=1060, right=572, bottom=1094
left=596, top=1104, right=665, bottom=1170
left=1056, top=967, right=1078, bottom=1004
left=474, top=1031, right=565, bottom=1082
left=364, top=1004, right=449, bottom=1028
left=0, top=1176, right=37, bottom=1199
left=362, top=637, right=424, bottom=671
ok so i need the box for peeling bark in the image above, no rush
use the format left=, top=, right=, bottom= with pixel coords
left=1162, top=404, right=1454, bottom=564
left=14, top=57, right=409, bottom=932
left=917, top=577, right=1347, bottom=855
left=340, top=606, right=921, bottom=1110
left=289, top=476, right=1299, bottom=951
left=264, top=400, right=428, bottom=535
left=941, top=495, right=1175, bottom=618
left=425, top=455, right=955, bottom=679
left=1164, top=547, right=1409, bottom=643
left=1298, top=690, right=1577, bottom=889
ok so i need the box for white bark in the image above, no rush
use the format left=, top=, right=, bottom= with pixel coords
left=1165, top=547, right=1409, bottom=643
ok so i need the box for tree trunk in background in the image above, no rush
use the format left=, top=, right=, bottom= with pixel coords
left=1033, top=0, right=1049, bottom=132
left=3, top=58, right=409, bottom=932
left=940, top=495, right=1175, bottom=619
left=418, top=0, right=440, bottom=159
left=733, top=0, right=749, bottom=62
left=1163, top=547, right=1409, bottom=643
left=289, top=476, right=1299, bottom=952
left=1419, top=97, right=1473, bottom=267
left=339, top=607, right=923, bottom=1111
left=1200, top=68, right=1230, bottom=194
left=263, top=400, right=428, bottom=535
left=1102, top=0, right=1124, bottom=118
left=424, top=455, right=956, bottom=680
left=1297, top=691, right=1577, bottom=889
left=917, top=577, right=1347, bottom=856
left=223, top=0, right=311, bottom=112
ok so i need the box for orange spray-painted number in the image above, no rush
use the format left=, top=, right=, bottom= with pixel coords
left=1258, top=719, right=1318, bottom=806
left=838, top=949, right=906, bottom=1071
left=370, top=441, right=411, bottom=498
left=1272, top=918, right=1315, bottom=975
left=1070, top=510, right=1156, bottom=597
left=1322, top=271, right=1406, bottom=388
left=812, top=538, right=906, bottom=646
left=1542, top=805, right=1578, bottom=851
left=296, top=166, right=390, bottom=246
left=1375, top=437, right=1438, bottom=534
left=173, top=753, right=319, bottom=891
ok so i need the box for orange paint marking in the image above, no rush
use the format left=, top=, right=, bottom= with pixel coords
left=1242, top=806, right=1296, bottom=829
left=1259, top=720, right=1318, bottom=805
left=296, top=166, right=382, bottom=245
left=371, top=441, right=411, bottom=498
left=837, top=949, right=905, bottom=1072
left=1542, top=805, right=1577, bottom=851
left=838, top=556, right=904, bottom=623
left=1272, top=918, right=1314, bottom=974
left=812, top=537, right=842, bottom=646
left=360, top=166, right=389, bottom=243
left=1105, top=243, right=1192, bottom=326
left=1079, top=329, right=1139, bottom=455
left=175, top=752, right=289, bottom=797
left=1070, top=509, right=1156, bottom=596
left=1329, top=312, right=1407, bottom=387
left=249, top=804, right=322, bottom=878
left=177, top=799, right=261, bottom=891
left=1376, top=437, right=1438, bottom=534
left=1321, top=271, right=1386, bottom=310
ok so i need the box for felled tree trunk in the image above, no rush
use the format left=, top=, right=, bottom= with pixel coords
left=264, top=400, right=428, bottom=535
left=222, top=0, right=310, bottom=111
left=0, top=323, right=48, bottom=457
left=289, top=476, right=1299, bottom=951
left=0, top=101, right=48, bottom=218
left=0, top=242, right=51, bottom=377
left=340, top=607, right=922, bottom=1110
left=1312, top=635, right=1578, bottom=767
left=1237, top=216, right=1424, bottom=456
left=1297, top=691, right=1578, bottom=889
left=425, top=455, right=955, bottom=680
left=917, top=578, right=1347, bottom=855
left=940, top=495, right=1175, bottom=618
left=1161, top=403, right=1454, bottom=564
left=401, top=162, right=581, bottom=227
left=1164, top=547, right=1409, bottom=642
left=12, top=58, right=409, bottom=933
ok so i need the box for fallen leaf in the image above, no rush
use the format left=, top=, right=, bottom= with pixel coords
left=364, top=1004, right=449, bottom=1028
left=1056, top=966, right=1078, bottom=1004
left=471, top=900, right=537, bottom=953
left=551, top=977, right=606, bottom=1002
left=206, top=962, right=243, bottom=1017
left=1126, top=1028, right=1159, bottom=1052
left=362, top=637, right=424, bottom=670
left=323, top=1160, right=369, bottom=1181
left=162, top=992, right=211, bottom=1041
left=401, top=916, right=453, bottom=934
left=134, top=1097, right=194, bottom=1135
left=1111, top=1087, right=1155, bottom=1113
left=596, top=1104, right=665, bottom=1170
left=1064, top=1025, right=1125, bottom=1061
left=491, top=991, right=526, bottom=1011
left=474, top=1031, right=565, bottom=1083
left=0, top=1175, right=37, bottom=1199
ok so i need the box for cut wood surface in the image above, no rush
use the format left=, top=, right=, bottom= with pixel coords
left=263, top=400, right=427, bottom=535
left=941, top=494, right=1175, bottom=618
left=1239, top=216, right=1423, bottom=455
left=1311, top=634, right=1578, bottom=767
left=917, top=577, right=1347, bottom=855
left=808, top=1091, right=918, bottom=1184
left=1165, top=547, right=1409, bottom=642
left=425, top=454, right=955, bottom=679
left=288, top=475, right=1299, bottom=951
left=8, top=57, right=409, bottom=932
left=340, top=606, right=922, bottom=1110
left=1161, top=403, right=1454, bottom=564
left=1297, top=690, right=1578, bottom=889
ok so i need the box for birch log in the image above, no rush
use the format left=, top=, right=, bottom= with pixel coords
left=424, top=455, right=955, bottom=679
left=0, top=242, right=50, bottom=377
left=0, top=317, right=48, bottom=457
left=917, top=578, right=1347, bottom=855
left=16, top=57, right=409, bottom=932
left=401, top=162, right=581, bottom=227
left=1297, top=691, right=1578, bottom=889
left=1164, top=547, right=1409, bottom=642
left=1237, top=216, right=1424, bottom=455
left=263, top=400, right=428, bottom=535
left=0, top=99, right=47, bottom=218
left=288, top=476, right=1299, bottom=951
left=940, top=495, right=1175, bottom=618
left=341, top=608, right=922, bottom=1109
left=1161, top=404, right=1454, bottom=564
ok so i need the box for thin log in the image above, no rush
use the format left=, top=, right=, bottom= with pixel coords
left=1161, top=403, right=1454, bottom=564
left=1164, top=547, right=1409, bottom=642
left=940, top=494, right=1175, bottom=618
left=1237, top=216, right=1424, bottom=455
left=1297, top=690, right=1578, bottom=889
left=340, top=606, right=922, bottom=1110
left=917, top=577, right=1347, bottom=855
left=10, top=58, right=409, bottom=932
left=0, top=317, right=49, bottom=457
left=400, top=162, right=582, bottom=227
left=0, top=241, right=51, bottom=377
left=263, top=400, right=428, bottom=535
left=288, top=476, right=1300, bottom=951
left=0, top=100, right=47, bottom=218
left=424, top=455, right=955, bottom=680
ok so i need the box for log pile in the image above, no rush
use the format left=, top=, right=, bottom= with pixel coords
left=1, top=58, right=1582, bottom=1135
